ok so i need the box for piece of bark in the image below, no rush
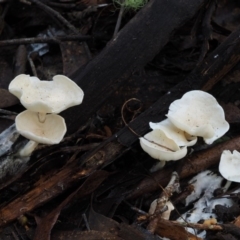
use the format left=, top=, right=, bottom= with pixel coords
left=52, top=230, right=123, bottom=240
left=221, top=102, right=240, bottom=124
left=13, top=45, right=27, bottom=76
left=33, top=170, right=109, bottom=240
left=63, top=0, right=205, bottom=134
left=154, top=218, right=202, bottom=240
left=222, top=224, right=240, bottom=238
left=0, top=141, right=123, bottom=228
left=127, top=136, right=240, bottom=199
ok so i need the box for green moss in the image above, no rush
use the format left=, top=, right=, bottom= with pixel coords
left=114, top=0, right=148, bottom=10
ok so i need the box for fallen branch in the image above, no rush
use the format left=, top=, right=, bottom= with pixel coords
left=0, top=35, right=91, bottom=46
left=64, top=0, right=205, bottom=133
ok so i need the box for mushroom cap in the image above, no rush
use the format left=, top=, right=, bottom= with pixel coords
left=167, top=90, right=229, bottom=144
left=150, top=119, right=197, bottom=147
left=219, top=150, right=240, bottom=182
left=139, top=129, right=187, bottom=161
left=9, top=74, right=84, bottom=114
left=16, top=110, right=66, bottom=144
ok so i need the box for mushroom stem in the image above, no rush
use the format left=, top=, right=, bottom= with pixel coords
left=38, top=112, right=46, bottom=123
left=19, top=140, right=39, bottom=157
left=150, top=161, right=166, bottom=172
left=222, top=180, right=232, bottom=193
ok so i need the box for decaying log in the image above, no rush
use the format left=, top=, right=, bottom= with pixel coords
left=0, top=141, right=124, bottom=227
left=64, top=0, right=205, bottom=134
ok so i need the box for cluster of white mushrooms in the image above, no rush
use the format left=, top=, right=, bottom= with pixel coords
left=140, top=90, right=230, bottom=169
left=8, top=74, right=84, bottom=157
left=6, top=75, right=240, bottom=185
left=140, top=90, right=240, bottom=222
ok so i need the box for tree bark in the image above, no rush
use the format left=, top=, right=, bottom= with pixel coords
left=64, top=0, right=205, bottom=134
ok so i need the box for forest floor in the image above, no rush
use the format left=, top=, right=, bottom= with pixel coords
left=1, top=0, right=240, bottom=239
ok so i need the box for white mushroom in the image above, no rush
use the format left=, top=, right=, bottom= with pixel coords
left=166, top=90, right=229, bottom=144
left=219, top=150, right=240, bottom=183
left=150, top=119, right=197, bottom=147
left=16, top=110, right=66, bottom=157
left=8, top=74, right=84, bottom=157
left=139, top=129, right=187, bottom=161
left=9, top=74, right=84, bottom=122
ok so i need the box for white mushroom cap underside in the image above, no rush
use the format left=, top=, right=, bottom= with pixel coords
left=167, top=90, right=229, bottom=144
left=150, top=119, right=197, bottom=147
left=219, top=150, right=240, bottom=182
left=16, top=110, right=66, bottom=144
left=9, top=74, right=84, bottom=113
left=139, top=129, right=187, bottom=161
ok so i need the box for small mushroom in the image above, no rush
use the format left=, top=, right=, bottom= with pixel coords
left=150, top=119, right=197, bottom=147
left=8, top=74, right=84, bottom=157
left=219, top=150, right=240, bottom=182
left=167, top=90, right=229, bottom=144
left=139, top=129, right=187, bottom=161
left=16, top=110, right=66, bottom=156
left=9, top=74, right=84, bottom=122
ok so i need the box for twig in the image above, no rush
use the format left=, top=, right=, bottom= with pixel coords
left=147, top=172, right=180, bottom=233
left=47, top=2, right=76, bottom=9
left=28, top=55, right=38, bottom=77
left=27, top=0, right=92, bottom=59
left=0, top=109, right=17, bottom=115
left=28, top=0, right=79, bottom=34
left=0, top=35, right=91, bottom=47
left=113, top=1, right=125, bottom=38
left=82, top=213, right=91, bottom=231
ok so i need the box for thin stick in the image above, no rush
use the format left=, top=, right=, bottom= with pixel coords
left=146, top=172, right=180, bottom=233
left=0, top=35, right=91, bottom=47
left=28, top=0, right=79, bottom=34
left=28, top=55, right=38, bottom=77
left=113, top=1, right=125, bottom=38
left=27, top=0, right=92, bottom=59
left=82, top=213, right=91, bottom=231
